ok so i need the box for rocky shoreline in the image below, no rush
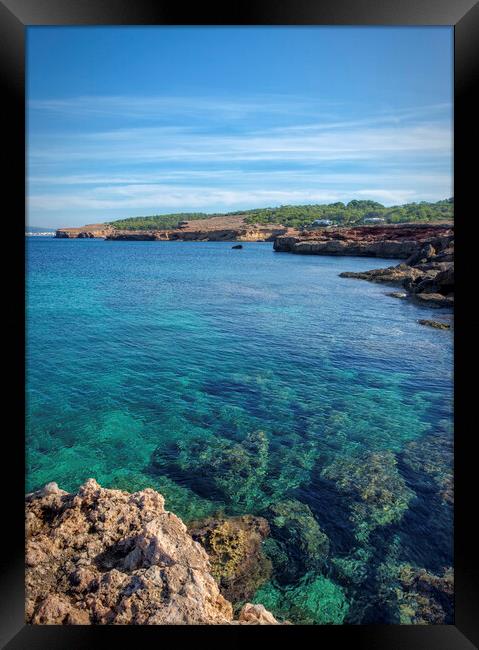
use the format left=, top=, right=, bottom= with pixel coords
left=271, top=223, right=454, bottom=311
left=55, top=215, right=291, bottom=243
left=26, top=471, right=454, bottom=626
left=26, top=479, right=281, bottom=625
left=338, top=229, right=454, bottom=309
left=53, top=220, right=454, bottom=312
left=273, top=223, right=452, bottom=257
left=54, top=224, right=114, bottom=239
left=55, top=221, right=452, bottom=249
left=104, top=226, right=289, bottom=242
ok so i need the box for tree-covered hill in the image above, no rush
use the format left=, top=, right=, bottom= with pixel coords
left=107, top=213, right=209, bottom=230
left=108, top=198, right=453, bottom=230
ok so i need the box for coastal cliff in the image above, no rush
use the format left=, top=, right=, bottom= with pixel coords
left=55, top=218, right=452, bottom=248
left=273, top=223, right=454, bottom=310
left=55, top=224, right=114, bottom=239
left=339, top=230, right=454, bottom=308
left=104, top=227, right=288, bottom=242
left=56, top=215, right=290, bottom=242
left=104, top=221, right=290, bottom=242
left=273, top=223, right=453, bottom=258
left=25, top=479, right=280, bottom=625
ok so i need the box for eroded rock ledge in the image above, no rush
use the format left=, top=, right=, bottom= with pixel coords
left=339, top=233, right=454, bottom=309
left=55, top=224, right=114, bottom=239
left=25, top=479, right=280, bottom=625
left=273, top=223, right=453, bottom=258
left=55, top=215, right=291, bottom=242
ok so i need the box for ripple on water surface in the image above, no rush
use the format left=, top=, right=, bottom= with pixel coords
left=26, top=239, right=453, bottom=624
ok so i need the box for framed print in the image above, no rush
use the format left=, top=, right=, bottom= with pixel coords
left=1, top=0, right=478, bottom=647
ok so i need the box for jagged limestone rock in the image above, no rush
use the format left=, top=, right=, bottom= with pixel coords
left=25, top=479, right=280, bottom=625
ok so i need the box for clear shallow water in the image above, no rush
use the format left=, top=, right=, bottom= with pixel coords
left=26, top=238, right=453, bottom=624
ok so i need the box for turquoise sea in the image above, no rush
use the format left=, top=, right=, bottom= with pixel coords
left=26, top=238, right=453, bottom=624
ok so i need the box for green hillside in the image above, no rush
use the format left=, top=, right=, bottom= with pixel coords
left=108, top=213, right=209, bottom=230
left=108, top=198, right=453, bottom=231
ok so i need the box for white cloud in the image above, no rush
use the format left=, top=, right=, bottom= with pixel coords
left=29, top=186, right=340, bottom=211
left=27, top=95, right=452, bottom=222
left=29, top=123, right=451, bottom=167
left=28, top=180, right=450, bottom=214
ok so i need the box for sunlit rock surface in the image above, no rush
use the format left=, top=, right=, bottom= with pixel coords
left=25, top=479, right=280, bottom=625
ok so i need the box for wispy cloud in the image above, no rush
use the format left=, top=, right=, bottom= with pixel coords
left=28, top=94, right=323, bottom=121
left=27, top=94, right=452, bottom=224
left=29, top=169, right=452, bottom=187
left=29, top=123, right=451, bottom=165
left=28, top=94, right=450, bottom=125
left=28, top=179, right=449, bottom=216
left=29, top=186, right=409, bottom=212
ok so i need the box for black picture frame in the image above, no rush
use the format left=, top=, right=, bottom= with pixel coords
left=2, top=0, right=477, bottom=647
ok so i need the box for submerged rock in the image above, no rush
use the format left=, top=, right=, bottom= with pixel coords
left=25, top=479, right=280, bottom=625
left=253, top=573, right=349, bottom=625
left=321, top=451, right=413, bottom=542
left=263, top=499, right=330, bottom=584
left=232, top=244, right=243, bottom=249
left=151, top=426, right=318, bottom=515
left=331, top=547, right=372, bottom=587
left=395, top=565, right=454, bottom=624
left=188, top=515, right=272, bottom=605
left=401, top=426, right=453, bottom=504
left=377, top=562, right=454, bottom=624
left=151, top=431, right=269, bottom=511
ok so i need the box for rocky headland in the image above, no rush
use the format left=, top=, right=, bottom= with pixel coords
left=273, top=222, right=454, bottom=309
left=337, top=226, right=454, bottom=309
left=55, top=224, right=114, bottom=238
left=273, top=223, right=452, bottom=257
left=25, top=479, right=281, bottom=625
left=56, top=215, right=291, bottom=242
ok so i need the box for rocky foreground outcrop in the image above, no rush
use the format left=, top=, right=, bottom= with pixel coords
left=339, top=231, right=454, bottom=309
left=25, top=479, right=280, bottom=625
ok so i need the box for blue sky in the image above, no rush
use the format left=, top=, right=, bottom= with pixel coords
left=27, top=26, right=453, bottom=228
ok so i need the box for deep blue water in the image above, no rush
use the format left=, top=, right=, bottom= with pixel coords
left=26, top=238, right=453, bottom=624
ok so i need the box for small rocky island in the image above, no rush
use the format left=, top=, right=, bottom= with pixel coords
left=26, top=479, right=280, bottom=625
